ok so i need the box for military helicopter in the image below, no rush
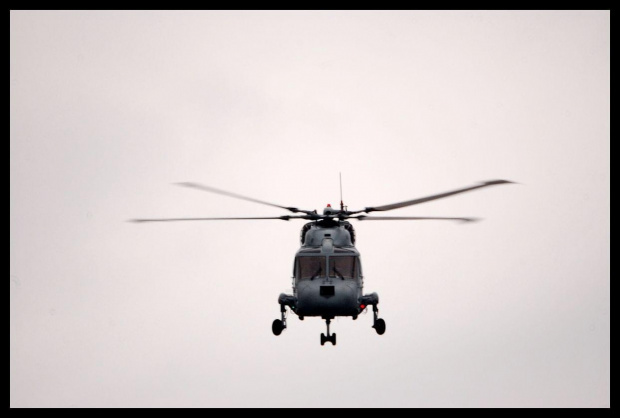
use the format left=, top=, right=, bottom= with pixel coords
left=132, top=178, right=513, bottom=345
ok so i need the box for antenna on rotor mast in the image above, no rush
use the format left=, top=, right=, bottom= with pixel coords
left=339, top=172, right=346, bottom=211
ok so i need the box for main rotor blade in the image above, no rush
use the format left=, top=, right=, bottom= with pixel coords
left=352, top=215, right=479, bottom=222
left=175, top=182, right=312, bottom=214
left=353, top=180, right=514, bottom=214
left=129, top=215, right=310, bottom=223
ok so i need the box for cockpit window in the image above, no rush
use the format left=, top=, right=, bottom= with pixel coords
left=296, top=256, right=326, bottom=280
left=329, top=256, right=357, bottom=279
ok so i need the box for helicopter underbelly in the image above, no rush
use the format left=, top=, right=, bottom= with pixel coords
left=295, top=279, right=359, bottom=317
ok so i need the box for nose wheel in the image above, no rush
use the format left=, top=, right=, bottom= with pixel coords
left=320, top=318, right=336, bottom=346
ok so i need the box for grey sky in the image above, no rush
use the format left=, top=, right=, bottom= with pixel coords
left=10, top=11, right=609, bottom=407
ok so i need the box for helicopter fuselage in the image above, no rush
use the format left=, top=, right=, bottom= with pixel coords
left=284, top=221, right=366, bottom=319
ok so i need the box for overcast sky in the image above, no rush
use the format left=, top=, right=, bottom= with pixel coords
left=10, top=11, right=609, bottom=407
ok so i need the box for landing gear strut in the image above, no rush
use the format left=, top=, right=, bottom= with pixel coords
left=360, top=292, right=386, bottom=336
left=272, top=303, right=287, bottom=336
left=372, top=304, right=386, bottom=335
left=273, top=294, right=298, bottom=336
left=320, top=318, right=336, bottom=346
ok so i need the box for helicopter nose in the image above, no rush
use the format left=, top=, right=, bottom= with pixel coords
left=296, top=280, right=358, bottom=316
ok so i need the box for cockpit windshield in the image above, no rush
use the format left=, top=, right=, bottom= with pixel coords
left=329, top=256, right=357, bottom=279
left=296, top=257, right=326, bottom=280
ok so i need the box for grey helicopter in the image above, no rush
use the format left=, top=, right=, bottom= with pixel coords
left=132, top=178, right=513, bottom=345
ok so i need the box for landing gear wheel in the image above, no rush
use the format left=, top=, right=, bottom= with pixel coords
left=373, top=318, right=386, bottom=335
left=320, top=318, right=336, bottom=346
left=272, top=319, right=284, bottom=336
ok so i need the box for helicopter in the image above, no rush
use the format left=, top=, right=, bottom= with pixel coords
left=131, top=178, right=513, bottom=345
